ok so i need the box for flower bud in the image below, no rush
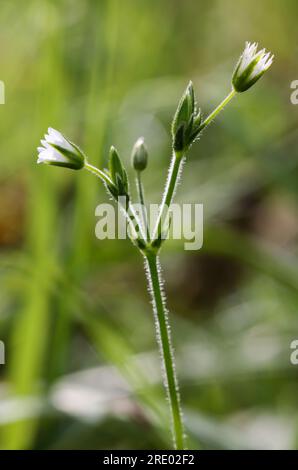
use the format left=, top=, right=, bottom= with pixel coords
left=131, top=137, right=148, bottom=172
left=37, top=127, right=85, bottom=170
left=232, top=42, right=274, bottom=93
left=172, top=81, right=194, bottom=137
left=171, top=81, right=202, bottom=152
left=108, top=146, right=128, bottom=197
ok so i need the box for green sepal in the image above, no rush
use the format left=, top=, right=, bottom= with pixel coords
left=51, top=143, right=85, bottom=170
left=232, top=55, right=262, bottom=92
left=173, top=123, right=186, bottom=152
left=172, top=82, right=203, bottom=152
left=109, top=146, right=124, bottom=182
left=171, top=81, right=195, bottom=138
left=108, top=146, right=129, bottom=197
left=106, top=183, right=119, bottom=200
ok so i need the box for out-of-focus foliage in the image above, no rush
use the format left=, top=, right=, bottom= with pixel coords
left=0, top=0, right=297, bottom=450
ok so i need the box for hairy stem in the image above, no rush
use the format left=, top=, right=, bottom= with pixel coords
left=145, top=252, right=185, bottom=449
left=85, top=162, right=146, bottom=247
left=85, top=161, right=114, bottom=185
left=199, top=88, right=237, bottom=131
left=136, top=171, right=150, bottom=241
left=152, top=151, right=184, bottom=244
left=124, top=199, right=147, bottom=246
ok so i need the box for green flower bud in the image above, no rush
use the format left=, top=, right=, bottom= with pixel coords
left=131, top=137, right=148, bottom=172
left=232, top=42, right=274, bottom=93
left=37, top=128, right=85, bottom=170
left=171, top=82, right=202, bottom=152
left=108, top=146, right=129, bottom=197
left=172, top=81, right=195, bottom=137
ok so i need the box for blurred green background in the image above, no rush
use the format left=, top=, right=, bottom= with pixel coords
left=0, top=0, right=298, bottom=450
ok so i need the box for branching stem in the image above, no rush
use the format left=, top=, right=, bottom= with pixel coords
left=85, top=162, right=146, bottom=247
left=152, top=89, right=237, bottom=248
left=85, top=88, right=238, bottom=449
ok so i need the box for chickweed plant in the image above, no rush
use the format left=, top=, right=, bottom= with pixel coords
left=37, top=42, right=273, bottom=449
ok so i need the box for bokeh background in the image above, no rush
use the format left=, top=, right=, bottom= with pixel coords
left=0, top=0, right=298, bottom=450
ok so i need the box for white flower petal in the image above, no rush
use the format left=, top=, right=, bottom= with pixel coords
left=48, top=127, right=62, bottom=138
left=45, top=128, right=73, bottom=152
left=41, top=139, right=50, bottom=149
left=250, top=51, right=274, bottom=79
left=37, top=148, right=69, bottom=164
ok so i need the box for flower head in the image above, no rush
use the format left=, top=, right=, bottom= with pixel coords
left=232, top=42, right=274, bottom=92
left=37, top=127, right=85, bottom=170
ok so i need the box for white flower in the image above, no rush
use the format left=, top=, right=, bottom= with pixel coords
left=232, top=42, right=274, bottom=92
left=37, top=127, right=85, bottom=170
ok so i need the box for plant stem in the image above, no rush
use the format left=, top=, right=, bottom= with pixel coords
left=85, top=162, right=147, bottom=247
left=125, top=200, right=147, bottom=246
left=85, top=161, right=114, bottom=185
left=145, top=252, right=185, bottom=449
left=152, top=151, right=184, bottom=244
left=136, top=171, right=150, bottom=241
left=200, top=88, right=237, bottom=130
left=152, top=89, right=237, bottom=247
